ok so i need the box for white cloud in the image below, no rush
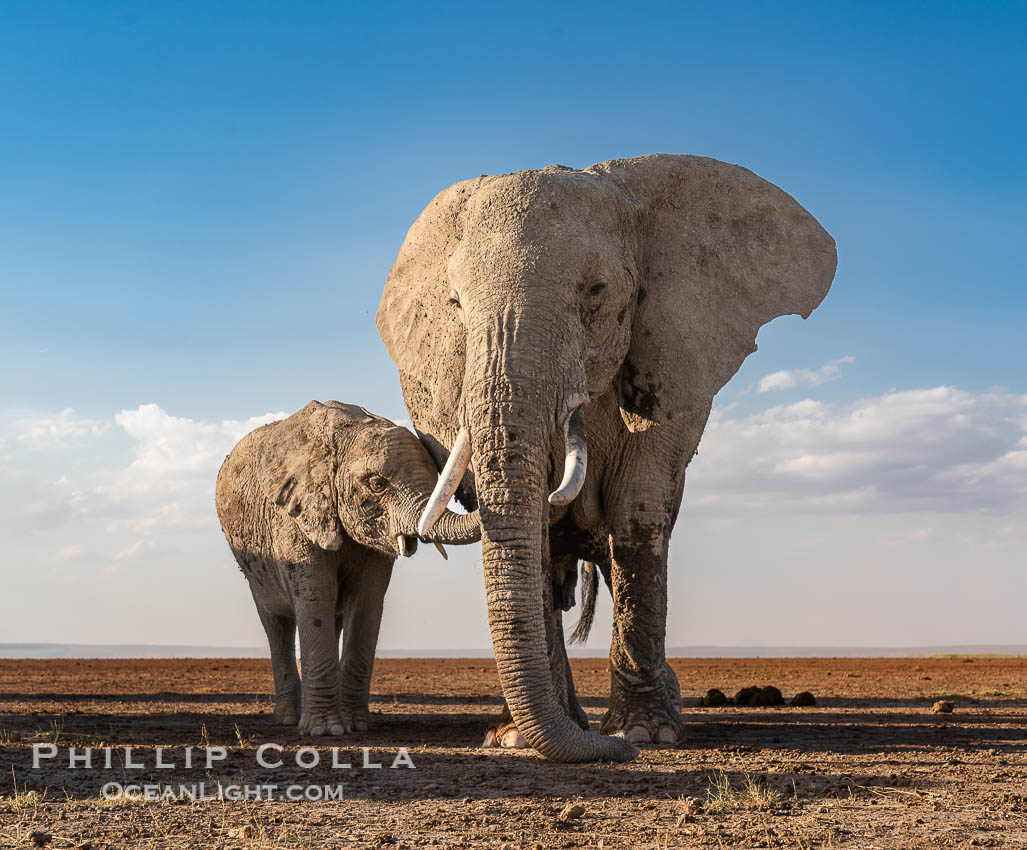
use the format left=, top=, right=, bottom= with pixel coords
left=1, top=404, right=286, bottom=541
left=757, top=356, right=855, bottom=393
left=111, top=403, right=285, bottom=490
left=53, top=543, right=86, bottom=561
left=690, top=386, right=1027, bottom=515
left=96, top=404, right=288, bottom=533
left=114, top=540, right=145, bottom=561
left=15, top=408, right=109, bottom=449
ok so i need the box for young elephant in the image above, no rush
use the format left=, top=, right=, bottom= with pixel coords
left=216, top=400, right=480, bottom=736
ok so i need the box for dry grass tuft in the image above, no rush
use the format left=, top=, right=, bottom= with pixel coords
left=33, top=718, right=64, bottom=745
left=704, top=770, right=782, bottom=813
left=233, top=722, right=257, bottom=749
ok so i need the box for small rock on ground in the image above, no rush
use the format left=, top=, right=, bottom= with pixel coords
left=558, top=803, right=585, bottom=823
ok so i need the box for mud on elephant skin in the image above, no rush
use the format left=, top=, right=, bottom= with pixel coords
left=377, top=154, right=836, bottom=762
left=215, top=400, right=480, bottom=737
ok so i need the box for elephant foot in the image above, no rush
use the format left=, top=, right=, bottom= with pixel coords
left=481, top=719, right=528, bottom=749
left=298, top=708, right=349, bottom=737
left=273, top=694, right=301, bottom=727
left=334, top=706, right=371, bottom=734
left=601, top=700, right=685, bottom=745
left=481, top=698, right=590, bottom=749
left=601, top=663, right=685, bottom=746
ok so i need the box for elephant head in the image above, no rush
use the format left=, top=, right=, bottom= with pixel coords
left=257, top=401, right=481, bottom=559
left=376, top=155, right=836, bottom=761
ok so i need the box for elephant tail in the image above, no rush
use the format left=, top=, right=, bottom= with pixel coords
left=568, top=561, right=599, bottom=645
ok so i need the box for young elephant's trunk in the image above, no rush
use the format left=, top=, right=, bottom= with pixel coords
left=421, top=508, right=481, bottom=544
left=396, top=482, right=481, bottom=545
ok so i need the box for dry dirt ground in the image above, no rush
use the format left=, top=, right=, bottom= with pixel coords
left=2, top=656, right=1026, bottom=848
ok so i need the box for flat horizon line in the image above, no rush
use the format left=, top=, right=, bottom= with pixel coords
left=2, top=642, right=1026, bottom=659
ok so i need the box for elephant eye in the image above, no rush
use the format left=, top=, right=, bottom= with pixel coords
left=366, top=474, right=388, bottom=493
left=447, top=289, right=461, bottom=308
left=588, top=280, right=606, bottom=297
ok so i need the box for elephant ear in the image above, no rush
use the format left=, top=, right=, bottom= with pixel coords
left=377, top=176, right=494, bottom=438
left=591, top=154, right=837, bottom=432
left=257, top=401, right=354, bottom=551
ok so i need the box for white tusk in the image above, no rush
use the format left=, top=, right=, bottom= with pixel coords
left=418, top=428, right=471, bottom=537
left=434, top=541, right=449, bottom=560
left=396, top=534, right=408, bottom=558
left=548, top=407, right=587, bottom=506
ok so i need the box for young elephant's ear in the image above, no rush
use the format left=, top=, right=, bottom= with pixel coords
left=376, top=176, right=494, bottom=430
left=257, top=402, right=345, bottom=551
left=591, top=154, right=837, bottom=433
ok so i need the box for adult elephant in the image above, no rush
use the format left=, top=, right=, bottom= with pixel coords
left=376, top=154, right=836, bottom=762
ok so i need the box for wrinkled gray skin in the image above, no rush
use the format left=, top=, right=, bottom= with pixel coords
left=216, top=401, right=481, bottom=736
left=377, top=155, right=836, bottom=762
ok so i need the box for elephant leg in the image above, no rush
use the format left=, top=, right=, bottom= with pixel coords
left=560, top=613, right=590, bottom=731
left=549, top=555, right=589, bottom=730
left=600, top=435, right=688, bottom=745
left=292, top=556, right=347, bottom=737
left=335, top=555, right=394, bottom=733
left=254, top=598, right=300, bottom=726
left=600, top=528, right=683, bottom=745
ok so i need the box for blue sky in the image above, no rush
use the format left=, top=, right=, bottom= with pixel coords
left=1, top=2, right=1025, bottom=649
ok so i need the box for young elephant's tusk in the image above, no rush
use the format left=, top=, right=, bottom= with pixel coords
left=434, top=541, right=449, bottom=560
left=396, top=534, right=408, bottom=558
left=548, top=407, right=587, bottom=506
left=418, top=428, right=471, bottom=537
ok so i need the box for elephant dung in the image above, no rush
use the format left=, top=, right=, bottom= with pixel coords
left=699, top=688, right=729, bottom=707
left=735, top=685, right=785, bottom=707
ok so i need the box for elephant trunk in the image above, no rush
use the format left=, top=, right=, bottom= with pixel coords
left=394, top=476, right=481, bottom=546
left=418, top=506, right=481, bottom=545
left=466, top=363, right=635, bottom=763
